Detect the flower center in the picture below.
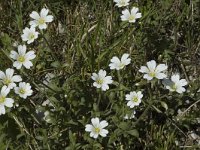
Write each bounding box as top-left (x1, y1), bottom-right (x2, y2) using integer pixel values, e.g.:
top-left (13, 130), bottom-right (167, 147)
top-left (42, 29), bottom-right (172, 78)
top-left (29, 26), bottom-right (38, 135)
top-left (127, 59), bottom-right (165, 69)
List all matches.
top-left (172, 84), bottom-right (177, 90)
top-left (132, 97), bottom-right (138, 102)
top-left (120, 1), bottom-right (126, 5)
top-left (94, 127), bottom-right (100, 133)
top-left (97, 79), bottom-right (104, 84)
top-left (0, 96), bottom-right (5, 103)
top-left (19, 89), bottom-right (26, 94)
top-left (18, 56), bottom-right (25, 62)
top-left (149, 72), bottom-right (155, 77)
top-left (38, 18), bottom-right (45, 24)
top-left (4, 78), bottom-right (11, 85)
top-left (128, 15), bottom-right (135, 21)
top-left (28, 33), bottom-right (35, 40)
top-left (119, 63), bottom-right (125, 69)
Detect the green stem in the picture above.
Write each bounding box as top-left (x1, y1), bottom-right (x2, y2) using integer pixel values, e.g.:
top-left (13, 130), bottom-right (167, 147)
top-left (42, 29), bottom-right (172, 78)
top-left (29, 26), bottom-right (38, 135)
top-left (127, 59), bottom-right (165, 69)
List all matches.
top-left (97, 89), bottom-right (101, 111)
top-left (40, 31), bottom-right (58, 61)
top-left (117, 70), bottom-right (123, 101)
top-left (135, 82), bottom-right (153, 125)
top-left (117, 70), bottom-right (125, 116)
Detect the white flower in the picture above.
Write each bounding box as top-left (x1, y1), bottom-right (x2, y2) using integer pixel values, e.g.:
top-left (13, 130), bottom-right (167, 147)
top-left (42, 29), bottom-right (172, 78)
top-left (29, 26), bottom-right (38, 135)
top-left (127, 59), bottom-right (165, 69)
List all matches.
top-left (0, 86), bottom-right (14, 115)
top-left (121, 7), bottom-right (142, 23)
top-left (125, 91), bottom-right (143, 108)
top-left (109, 53), bottom-right (131, 70)
top-left (91, 69), bottom-right (113, 91)
top-left (139, 60), bottom-right (168, 80)
top-left (14, 82), bottom-right (33, 99)
top-left (0, 68), bottom-right (22, 89)
top-left (29, 8), bottom-right (53, 30)
top-left (85, 117), bottom-right (108, 139)
top-left (10, 45), bottom-right (36, 69)
top-left (124, 111), bottom-right (136, 120)
top-left (165, 74), bottom-right (188, 93)
top-left (21, 26), bottom-right (39, 44)
top-left (114, 0), bottom-right (130, 7)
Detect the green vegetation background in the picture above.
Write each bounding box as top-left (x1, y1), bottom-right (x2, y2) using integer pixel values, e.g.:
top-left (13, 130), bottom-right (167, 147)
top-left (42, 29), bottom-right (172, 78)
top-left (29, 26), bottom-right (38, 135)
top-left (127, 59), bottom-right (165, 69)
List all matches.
top-left (0, 0), bottom-right (199, 149)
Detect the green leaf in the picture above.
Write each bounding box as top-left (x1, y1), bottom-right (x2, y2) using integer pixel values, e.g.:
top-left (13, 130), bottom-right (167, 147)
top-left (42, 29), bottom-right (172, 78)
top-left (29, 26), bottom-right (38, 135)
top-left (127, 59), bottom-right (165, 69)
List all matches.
top-left (126, 129), bottom-right (139, 138)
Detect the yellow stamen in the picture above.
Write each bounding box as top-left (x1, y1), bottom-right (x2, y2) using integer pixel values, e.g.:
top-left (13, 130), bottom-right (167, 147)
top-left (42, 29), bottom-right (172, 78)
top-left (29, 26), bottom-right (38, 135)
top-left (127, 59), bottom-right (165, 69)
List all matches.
top-left (0, 96), bottom-right (5, 103)
top-left (119, 63), bottom-right (125, 68)
top-left (95, 127), bottom-right (100, 133)
top-left (4, 78), bottom-right (11, 85)
top-left (132, 97), bottom-right (138, 102)
top-left (149, 72), bottom-right (155, 77)
top-left (19, 89), bottom-right (25, 94)
top-left (120, 1), bottom-right (125, 5)
top-left (128, 15), bottom-right (135, 21)
top-left (38, 18), bottom-right (45, 24)
top-left (28, 33), bottom-right (35, 40)
top-left (18, 56), bottom-right (25, 62)
top-left (97, 79), bottom-right (103, 84)
top-left (172, 84), bottom-right (177, 90)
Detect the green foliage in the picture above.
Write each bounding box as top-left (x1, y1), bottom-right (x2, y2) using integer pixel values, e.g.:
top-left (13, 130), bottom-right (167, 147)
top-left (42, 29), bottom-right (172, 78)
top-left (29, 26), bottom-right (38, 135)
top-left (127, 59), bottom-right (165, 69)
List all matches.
top-left (0, 0), bottom-right (200, 149)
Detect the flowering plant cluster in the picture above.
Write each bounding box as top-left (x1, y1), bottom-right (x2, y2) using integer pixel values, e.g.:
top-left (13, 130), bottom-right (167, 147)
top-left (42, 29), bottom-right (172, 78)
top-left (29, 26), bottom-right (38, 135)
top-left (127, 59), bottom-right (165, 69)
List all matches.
top-left (0, 8), bottom-right (53, 116)
top-left (0, 0), bottom-right (199, 149)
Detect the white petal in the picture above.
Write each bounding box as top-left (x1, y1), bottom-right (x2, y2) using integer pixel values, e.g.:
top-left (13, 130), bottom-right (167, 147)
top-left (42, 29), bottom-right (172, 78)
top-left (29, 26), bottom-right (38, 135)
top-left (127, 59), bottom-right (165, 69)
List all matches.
top-left (93, 133), bottom-right (99, 139)
top-left (10, 50), bottom-right (19, 60)
top-left (93, 82), bottom-right (101, 88)
top-left (23, 61), bottom-right (33, 69)
top-left (176, 88), bottom-right (185, 93)
top-left (171, 74), bottom-right (180, 83)
top-left (8, 83), bottom-right (16, 89)
top-left (39, 23), bottom-right (47, 29)
top-left (0, 71), bottom-right (5, 79)
top-left (100, 120), bottom-right (108, 128)
top-left (30, 11), bottom-right (40, 20)
top-left (13, 61), bottom-right (23, 69)
top-left (179, 79), bottom-right (187, 86)
top-left (89, 131), bottom-right (95, 138)
top-left (155, 64), bottom-right (168, 73)
top-left (12, 75), bottom-right (22, 82)
top-left (155, 73), bottom-right (167, 79)
top-left (105, 76), bottom-right (113, 84)
top-left (29, 20), bottom-right (38, 27)
top-left (18, 45), bottom-right (26, 55)
top-left (6, 68), bottom-right (14, 78)
top-left (45, 15), bottom-right (53, 22)
top-left (101, 84), bottom-right (109, 91)
top-left (100, 129), bottom-right (108, 137)
top-left (91, 118), bottom-right (100, 127)
top-left (110, 56), bottom-right (120, 63)
top-left (85, 124), bottom-right (93, 132)
top-left (25, 51), bottom-right (36, 60)
top-left (40, 8), bottom-right (49, 17)
top-left (91, 73), bottom-right (98, 80)
top-left (122, 9), bottom-right (130, 16)
top-left (143, 74), bottom-right (153, 80)
top-left (127, 101), bottom-right (133, 107)
top-left (0, 106), bottom-right (5, 115)
top-left (147, 60), bottom-right (156, 71)
top-left (131, 7), bottom-right (139, 14)
top-left (135, 13), bottom-right (142, 19)
top-left (139, 66), bottom-right (149, 73)
top-left (98, 70), bottom-right (106, 78)
top-left (1, 86), bottom-right (10, 96)
top-left (4, 98), bottom-right (14, 107)
top-left (121, 53), bottom-right (130, 61)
